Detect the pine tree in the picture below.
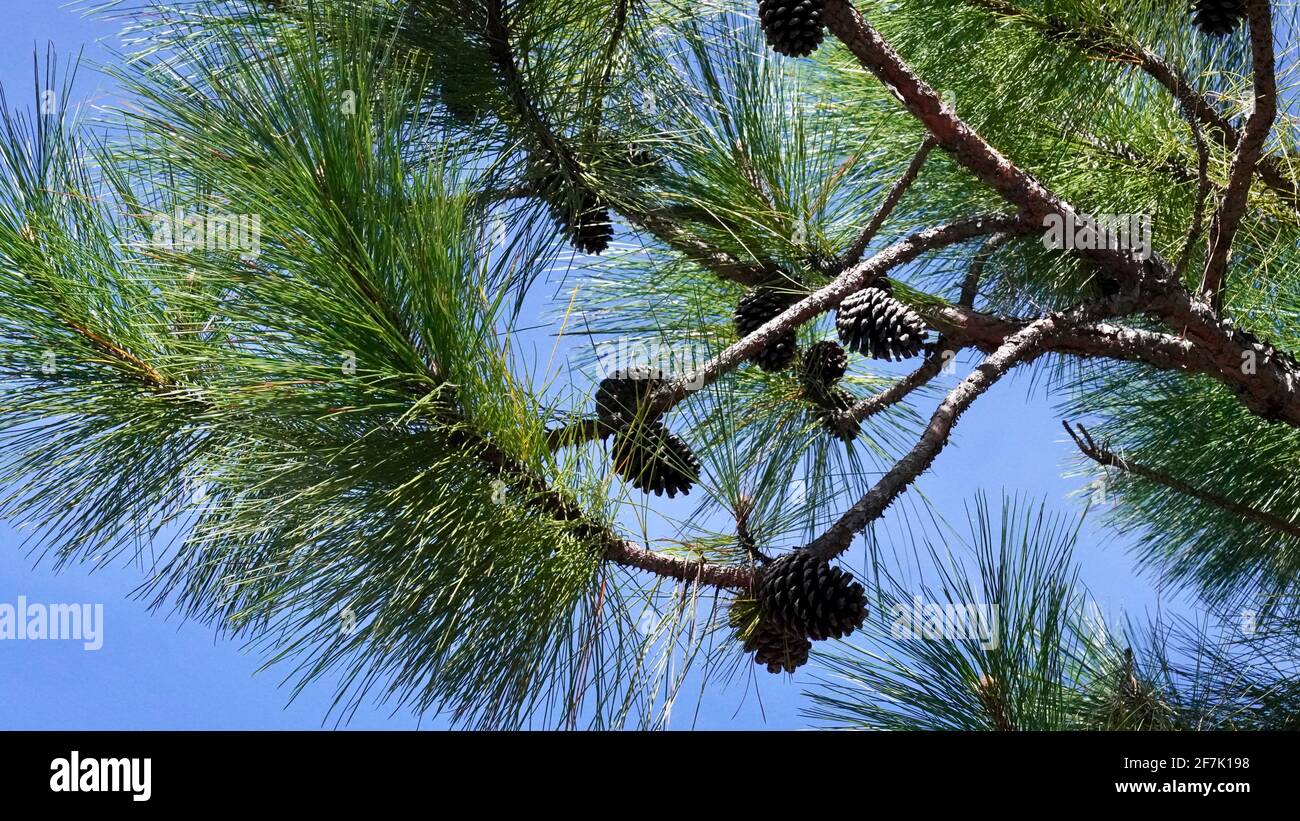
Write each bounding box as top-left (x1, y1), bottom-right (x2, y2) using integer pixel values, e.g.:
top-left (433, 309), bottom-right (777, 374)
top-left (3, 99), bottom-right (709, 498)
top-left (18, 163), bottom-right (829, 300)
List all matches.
top-left (2, 0), bottom-right (1298, 730)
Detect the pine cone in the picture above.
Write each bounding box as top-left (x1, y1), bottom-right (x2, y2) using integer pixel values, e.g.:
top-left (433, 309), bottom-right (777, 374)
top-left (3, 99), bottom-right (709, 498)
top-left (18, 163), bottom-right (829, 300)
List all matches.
top-left (595, 367), bottom-right (667, 428)
top-left (530, 164), bottom-right (614, 255)
top-left (758, 0), bottom-right (826, 58)
top-left (759, 550), bottom-right (867, 641)
top-left (800, 340), bottom-right (848, 389)
top-left (809, 385), bottom-right (861, 442)
top-left (729, 599), bottom-right (811, 674)
top-left (836, 283), bottom-right (927, 361)
top-left (611, 422), bottom-right (700, 498)
top-left (735, 287), bottom-right (801, 372)
top-left (1190, 0), bottom-right (1245, 36)
top-left (562, 194), bottom-right (614, 255)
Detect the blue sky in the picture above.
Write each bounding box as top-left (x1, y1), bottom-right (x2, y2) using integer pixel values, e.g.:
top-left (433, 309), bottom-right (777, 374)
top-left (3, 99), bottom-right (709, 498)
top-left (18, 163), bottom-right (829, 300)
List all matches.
top-left (0, 3), bottom-right (1193, 730)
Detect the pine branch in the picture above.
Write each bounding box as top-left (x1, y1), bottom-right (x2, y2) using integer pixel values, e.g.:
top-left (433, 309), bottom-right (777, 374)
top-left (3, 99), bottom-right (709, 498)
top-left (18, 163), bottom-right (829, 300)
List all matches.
top-left (844, 343), bottom-right (951, 424)
top-left (1199, 0), bottom-right (1277, 309)
top-left (584, 0), bottom-right (631, 137)
top-left (821, 0), bottom-right (1159, 292)
top-left (484, 0), bottom-right (582, 181)
top-left (546, 214), bottom-right (1027, 451)
top-left (963, 0), bottom-right (1300, 213)
top-left (806, 309), bottom-right (1082, 560)
top-left (960, 233), bottom-right (1007, 308)
top-left (1174, 92), bottom-right (1212, 281)
top-left (481, 0), bottom-right (769, 284)
top-left (1063, 420), bottom-right (1300, 542)
top-left (825, 0), bottom-right (1300, 429)
top-left (826, 234), bottom-right (1009, 430)
top-left (839, 135), bottom-right (936, 269)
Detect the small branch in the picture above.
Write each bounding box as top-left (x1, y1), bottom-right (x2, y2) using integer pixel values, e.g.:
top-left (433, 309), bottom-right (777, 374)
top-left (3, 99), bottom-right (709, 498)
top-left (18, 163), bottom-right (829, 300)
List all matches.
top-left (644, 215), bottom-right (1031, 418)
top-left (961, 232), bottom-right (1009, 307)
top-left (584, 0), bottom-right (631, 137)
top-left (447, 424), bottom-right (756, 589)
top-left (1200, 0), bottom-right (1277, 308)
top-left (604, 540), bottom-right (757, 589)
top-left (1063, 421), bottom-right (1300, 542)
top-left (845, 343), bottom-right (954, 424)
top-left (840, 136), bottom-right (937, 269)
top-left (484, 0), bottom-right (582, 181)
top-left (542, 216), bottom-right (1027, 451)
top-left (735, 494), bottom-right (770, 565)
top-left (1174, 94), bottom-right (1211, 281)
top-left (626, 208), bottom-right (771, 286)
top-left (67, 321), bottom-right (170, 388)
top-left (807, 311), bottom-right (1075, 560)
top-left (545, 417), bottom-right (611, 451)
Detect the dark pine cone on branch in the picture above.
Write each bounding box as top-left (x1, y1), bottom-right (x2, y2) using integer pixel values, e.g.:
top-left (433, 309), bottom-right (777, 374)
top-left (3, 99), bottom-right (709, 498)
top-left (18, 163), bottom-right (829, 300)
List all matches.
top-left (729, 599), bottom-right (812, 674)
top-left (800, 340), bottom-right (848, 389)
top-left (759, 549), bottom-right (867, 641)
top-left (836, 281), bottom-right (928, 361)
top-left (611, 421), bottom-right (700, 498)
top-left (798, 341), bottom-right (859, 442)
top-left (1189, 0), bottom-right (1246, 36)
top-left (735, 287), bottom-right (801, 372)
top-left (529, 160), bottom-right (614, 255)
top-left (595, 367), bottom-right (668, 429)
top-left (758, 0), bottom-right (826, 58)
top-left (809, 385), bottom-right (861, 443)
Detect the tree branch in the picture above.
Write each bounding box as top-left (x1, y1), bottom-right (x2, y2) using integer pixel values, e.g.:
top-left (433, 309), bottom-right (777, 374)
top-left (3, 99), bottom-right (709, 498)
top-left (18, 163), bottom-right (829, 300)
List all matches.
top-left (1174, 92), bottom-right (1212, 281)
top-left (826, 0), bottom-right (1300, 428)
top-left (656, 215), bottom-right (1030, 411)
top-left (965, 0), bottom-right (1300, 212)
top-left (1199, 0), bottom-right (1277, 308)
top-left (545, 215), bottom-right (1028, 451)
top-left (845, 344), bottom-right (952, 424)
top-left (807, 311), bottom-right (1074, 560)
top-left (840, 136), bottom-right (937, 269)
top-left (447, 421), bottom-right (756, 589)
top-left (1063, 421), bottom-right (1300, 542)
top-left (822, 0), bottom-right (1159, 296)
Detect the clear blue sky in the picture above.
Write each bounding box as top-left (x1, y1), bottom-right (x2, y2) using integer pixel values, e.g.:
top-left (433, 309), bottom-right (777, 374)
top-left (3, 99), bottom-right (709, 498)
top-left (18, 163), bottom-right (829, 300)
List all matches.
top-left (0, 3), bottom-right (1190, 730)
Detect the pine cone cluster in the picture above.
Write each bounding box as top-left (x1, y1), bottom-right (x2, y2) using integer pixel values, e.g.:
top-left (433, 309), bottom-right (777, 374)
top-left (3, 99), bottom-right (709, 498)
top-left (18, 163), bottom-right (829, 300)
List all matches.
top-left (596, 369), bottom-right (700, 497)
top-left (758, 0), bottom-right (826, 58)
top-left (730, 600), bottom-right (811, 674)
top-left (1190, 0), bottom-right (1245, 36)
top-left (611, 422), bottom-right (700, 498)
top-left (758, 549), bottom-right (867, 641)
top-left (836, 281), bottom-right (928, 361)
top-left (735, 287), bottom-right (801, 372)
top-left (799, 341), bottom-right (860, 442)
